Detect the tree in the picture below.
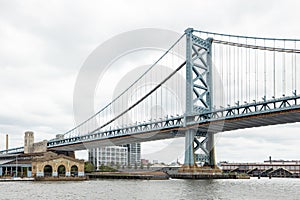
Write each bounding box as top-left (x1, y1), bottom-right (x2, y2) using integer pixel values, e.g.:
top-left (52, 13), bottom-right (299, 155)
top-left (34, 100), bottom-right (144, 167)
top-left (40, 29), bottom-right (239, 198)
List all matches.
top-left (84, 162), bottom-right (95, 173)
top-left (116, 163), bottom-right (120, 169)
top-left (98, 164), bottom-right (117, 172)
top-left (127, 163), bottom-right (132, 169)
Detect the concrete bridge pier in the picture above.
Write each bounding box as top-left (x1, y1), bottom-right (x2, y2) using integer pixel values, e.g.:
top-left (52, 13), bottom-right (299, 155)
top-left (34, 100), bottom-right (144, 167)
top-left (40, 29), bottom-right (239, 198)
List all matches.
top-left (179, 131), bottom-right (221, 176)
top-left (183, 131), bottom-right (217, 168)
top-left (207, 132), bottom-right (216, 168)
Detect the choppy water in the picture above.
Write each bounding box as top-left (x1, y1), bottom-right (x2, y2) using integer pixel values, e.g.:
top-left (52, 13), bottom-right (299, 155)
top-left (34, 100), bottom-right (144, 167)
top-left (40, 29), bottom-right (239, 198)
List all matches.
top-left (1, 178), bottom-right (300, 200)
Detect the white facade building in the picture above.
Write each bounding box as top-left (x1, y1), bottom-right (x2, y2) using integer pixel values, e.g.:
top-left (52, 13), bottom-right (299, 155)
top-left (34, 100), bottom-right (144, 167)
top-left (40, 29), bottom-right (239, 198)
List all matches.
top-left (89, 146), bottom-right (128, 169)
top-left (122, 143), bottom-right (141, 165)
top-left (88, 143), bottom-right (141, 168)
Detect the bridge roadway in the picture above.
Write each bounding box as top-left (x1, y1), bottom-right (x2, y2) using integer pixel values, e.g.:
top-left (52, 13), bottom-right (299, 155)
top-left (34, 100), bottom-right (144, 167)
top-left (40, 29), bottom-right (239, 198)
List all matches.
top-left (45, 95), bottom-right (300, 151)
top-left (1, 95), bottom-right (299, 154)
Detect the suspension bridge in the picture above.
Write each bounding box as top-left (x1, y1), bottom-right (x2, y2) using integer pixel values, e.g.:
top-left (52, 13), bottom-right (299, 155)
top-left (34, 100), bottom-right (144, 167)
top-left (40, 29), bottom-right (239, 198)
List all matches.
top-left (1, 28), bottom-right (300, 168)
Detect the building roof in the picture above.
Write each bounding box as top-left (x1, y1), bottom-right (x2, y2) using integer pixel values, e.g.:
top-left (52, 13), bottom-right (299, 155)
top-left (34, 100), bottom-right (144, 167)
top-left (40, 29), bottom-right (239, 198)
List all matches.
top-left (0, 159), bottom-right (14, 165)
top-left (0, 151), bottom-right (84, 167)
top-left (32, 153), bottom-right (84, 163)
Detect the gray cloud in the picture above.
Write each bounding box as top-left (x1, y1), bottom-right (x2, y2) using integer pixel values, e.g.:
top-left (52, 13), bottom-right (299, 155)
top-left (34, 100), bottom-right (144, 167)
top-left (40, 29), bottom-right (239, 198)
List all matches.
top-left (0, 0), bottom-right (299, 163)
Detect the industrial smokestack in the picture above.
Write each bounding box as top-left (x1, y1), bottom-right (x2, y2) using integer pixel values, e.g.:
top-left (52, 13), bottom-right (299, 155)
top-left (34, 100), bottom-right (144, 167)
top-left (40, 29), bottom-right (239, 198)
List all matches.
top-left (6, 134), bottom-right (8, 150)
top-left (269, 156), bottom-right (272, 164)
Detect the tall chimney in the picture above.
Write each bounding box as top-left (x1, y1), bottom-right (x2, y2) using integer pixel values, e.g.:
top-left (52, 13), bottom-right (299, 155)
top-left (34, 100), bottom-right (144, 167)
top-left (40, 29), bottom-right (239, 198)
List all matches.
top-left (6, 134), bottom-right (8, 150)
top-left (269, 156), bottom-right (272, 164)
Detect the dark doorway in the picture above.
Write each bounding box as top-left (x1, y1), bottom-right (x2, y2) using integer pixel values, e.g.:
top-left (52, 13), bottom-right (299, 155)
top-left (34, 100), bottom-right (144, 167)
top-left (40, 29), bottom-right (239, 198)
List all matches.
top-left (57, 165), bottom-right (66, 177)
top-left (44, 165), bottom-right (53, 177)
top-left (71, 165), bottom-right (78, 177)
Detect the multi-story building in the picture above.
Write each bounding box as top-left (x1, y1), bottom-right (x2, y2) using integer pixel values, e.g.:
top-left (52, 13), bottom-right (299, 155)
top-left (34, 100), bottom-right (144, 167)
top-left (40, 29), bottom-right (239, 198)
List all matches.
top-left (88, 146), bottom-right (128, 169)
top-left (88, 143), bottom-right (141, 168)
top-left (122, 143), bottom-right (141, 166)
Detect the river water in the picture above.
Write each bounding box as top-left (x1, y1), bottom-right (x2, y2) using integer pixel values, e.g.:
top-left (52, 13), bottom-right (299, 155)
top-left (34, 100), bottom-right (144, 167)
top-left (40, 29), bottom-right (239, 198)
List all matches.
top-left (1, 178), bottom-right (299, 200)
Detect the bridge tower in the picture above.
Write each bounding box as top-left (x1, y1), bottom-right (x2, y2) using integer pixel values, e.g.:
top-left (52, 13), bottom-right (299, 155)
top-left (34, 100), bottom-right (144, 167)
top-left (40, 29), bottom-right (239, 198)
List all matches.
top-left (184, 28), bottom-right (216, 168)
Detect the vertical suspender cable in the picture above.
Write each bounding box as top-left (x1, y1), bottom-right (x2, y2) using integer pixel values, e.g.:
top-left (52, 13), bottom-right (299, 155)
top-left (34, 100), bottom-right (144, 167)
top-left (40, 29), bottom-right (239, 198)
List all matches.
top-left (227, 43), bottom-right (229, 105)
top-left (295, 41), bottom-right (297, 94)
top-left (156, 87), bottom-right (158, 119)
top-left (213, 35), bottom-right (216, 108)
top-left (136, 81), bottom-right (138, 122)
top-left (228, 36), bottom-right (231, 105)
top-left (166, 54), bottom-right (168, 116)
top-left (177, 44), bottom-right (179, 114)
top-left (264, 40), bottom-right (267, 99)
top-left (220, 43), bottom-right (223, 107)
top-left (245, 38), bottom-right (249, 102)
top-left (136, 82), bottom-right (138, 123)
top-left (283, 40), bottom-right (286, 95)
top-left (164, 55), bottom-right (167, 117)
top-left (237, 37), bottom-right (240, 102)
top-left (248, 42), bottom-right (250, 102)
top-left (167, 53), bottom-right (169, 116)
top-left (144, 68), bottom-right (146, 121)
top-left (150, 62), bottom-right (152, 119)
top-left (241, 41), bottom-right (243, 102)
top-left (176, 45), bottom-right (178, 114)
top-left (245, 39), bottom-right (248, 102)
top-left (121, 91), bottom-right (123, 126)
top-left (173, 48), bottom-right (176, 115)
top-left (161, 63), bottom-right (163, 118)
top-left (292, 42), bottom-right (295, 93)
top-left (255, 39), bottom-right (258, 101)
top-left (233, 40), bottom-right (236, 103)
top-left (171, 51), bottom-right (173, 116)
top-left (273, 40), bottom-right (276, 98)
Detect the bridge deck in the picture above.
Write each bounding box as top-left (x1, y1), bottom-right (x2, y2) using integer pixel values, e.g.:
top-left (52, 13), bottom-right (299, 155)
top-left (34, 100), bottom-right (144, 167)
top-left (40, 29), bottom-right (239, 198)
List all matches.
top-left (48, 107), bottom-right (300, 151)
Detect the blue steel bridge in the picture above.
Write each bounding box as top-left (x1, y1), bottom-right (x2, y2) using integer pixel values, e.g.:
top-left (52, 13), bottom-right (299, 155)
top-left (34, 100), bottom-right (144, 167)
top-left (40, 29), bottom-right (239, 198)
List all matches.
top-left (1, 28), bottom-right (300, 167)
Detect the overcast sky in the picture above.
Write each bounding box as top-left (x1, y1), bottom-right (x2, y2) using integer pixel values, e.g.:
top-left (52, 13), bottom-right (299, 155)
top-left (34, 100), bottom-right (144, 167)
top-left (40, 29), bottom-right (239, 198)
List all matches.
top-left (0, 0), bottom-right (300, 163)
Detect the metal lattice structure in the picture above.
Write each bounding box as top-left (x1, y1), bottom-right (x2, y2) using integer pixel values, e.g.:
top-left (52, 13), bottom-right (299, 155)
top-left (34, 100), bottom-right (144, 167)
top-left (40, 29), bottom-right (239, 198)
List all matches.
top-left (185, 28), bottom-right (214, 166)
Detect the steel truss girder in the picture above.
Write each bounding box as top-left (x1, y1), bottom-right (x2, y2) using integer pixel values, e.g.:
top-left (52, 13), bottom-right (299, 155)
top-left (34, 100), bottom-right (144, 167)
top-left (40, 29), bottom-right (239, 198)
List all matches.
top-left (11, 95), bottom-right (300, 152)
top-left (47, 116), bottom-right (184, 148)
top-left (189, 95), bottom-right (300, 124)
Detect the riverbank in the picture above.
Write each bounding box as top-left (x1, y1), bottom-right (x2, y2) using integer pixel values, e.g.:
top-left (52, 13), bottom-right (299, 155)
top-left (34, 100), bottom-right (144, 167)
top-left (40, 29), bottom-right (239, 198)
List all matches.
top-left (0, 176), bottom-right (87, 181)
top-left (0, 177), bottom-right (34, 182)
top-left (87, 171), bottom-right (169, 180)
top-left (169, 173), bottom-right (250, 179)
top-left (87, 170), bottom-right (250, 180)
top-left (35, 176), bottom-right (88, 181)
top-left (162, 166), bottom-right (250, 179)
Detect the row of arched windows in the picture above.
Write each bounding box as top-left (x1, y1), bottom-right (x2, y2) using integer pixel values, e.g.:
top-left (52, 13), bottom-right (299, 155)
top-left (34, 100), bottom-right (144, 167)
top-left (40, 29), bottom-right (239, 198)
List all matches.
top-left (44, 165), bottom-right (79, 177)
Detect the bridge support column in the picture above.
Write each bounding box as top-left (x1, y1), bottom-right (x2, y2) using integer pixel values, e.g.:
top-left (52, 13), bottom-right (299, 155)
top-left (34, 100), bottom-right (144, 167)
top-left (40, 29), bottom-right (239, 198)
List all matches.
top-left (182, 27), bottom-right (196, 168)
top-left (181, 28), bottom-right (218, 172)
top-left (184, 129), bottom-right (196, 167)
top-left (207, 132), bottom-right (216, 167)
